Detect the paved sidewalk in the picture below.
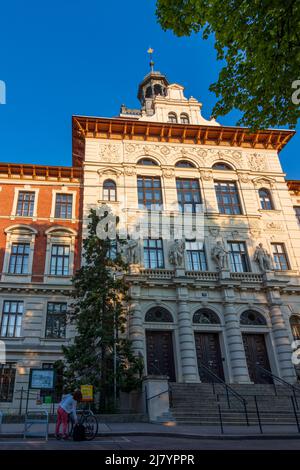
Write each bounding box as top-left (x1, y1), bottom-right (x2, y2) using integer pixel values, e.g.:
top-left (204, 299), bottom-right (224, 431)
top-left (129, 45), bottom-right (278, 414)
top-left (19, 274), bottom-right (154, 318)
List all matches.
top-left (1, 421), bottom-right (300, 439)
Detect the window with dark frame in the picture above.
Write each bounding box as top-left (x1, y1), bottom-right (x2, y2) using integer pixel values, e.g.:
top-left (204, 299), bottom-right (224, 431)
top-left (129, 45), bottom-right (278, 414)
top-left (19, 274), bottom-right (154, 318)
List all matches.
top-left (176, 178), bottom-right (202, 213)
top-left (294, 206), bottom-right (300, 224)
top-left (271, 243), bottom-right (289, 271)
top-left (137, 176), bottom-right (163, 210)
top-left (0, 301), bottom-right (23, 337)
top-left (168, 112), bottom-right (177, 123)
top-left (50, 245), bottom-right (70, 276)
top-left (103, 179), bottom-right (117, 201)
top-left (54, 193), bottom-right (73, 219)
top-left (45, 302), bottom-right (67, 339)
top-left (143, 239), bottom-right (164, 269)
top-left (228, 241), bottom-right (250, 272)
top-left (8, 243), bottom-right (30, 274)
top-left (175, 160), bottom-right (196, 168)
top-left (16, 191), bottom-right (35, 217)
top-left (215, 181), bottom-right (242, 215)
top-left (180, 113), bottom-right (189, 124)
top-left (137, 158), bottom-right (158, 166)
top-left (186, 241), bottom-right (207, 271)
top-left (212, 162), bottom-right (233, 171)
top-left (0, 363), bottom-right (16, 402)
top-left (259, 188), bottom-right (274, 210)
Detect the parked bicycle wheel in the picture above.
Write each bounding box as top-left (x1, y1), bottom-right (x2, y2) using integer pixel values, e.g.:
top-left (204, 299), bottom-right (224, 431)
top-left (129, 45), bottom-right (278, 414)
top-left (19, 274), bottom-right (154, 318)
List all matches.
top-left (82, 413), bottom-right (98, 440)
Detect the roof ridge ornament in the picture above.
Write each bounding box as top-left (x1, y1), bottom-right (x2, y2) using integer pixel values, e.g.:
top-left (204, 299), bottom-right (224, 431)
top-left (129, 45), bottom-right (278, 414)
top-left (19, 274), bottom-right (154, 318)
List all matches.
top-left (147, 47), bottom-right (154, 73)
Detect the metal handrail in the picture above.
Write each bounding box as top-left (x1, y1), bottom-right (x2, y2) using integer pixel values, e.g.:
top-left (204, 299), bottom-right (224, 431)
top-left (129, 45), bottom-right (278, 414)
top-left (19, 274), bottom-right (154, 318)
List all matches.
top-left (198, 362), bottom-right (247, 406)
top-left (255, 364), bottom-right (300, 408)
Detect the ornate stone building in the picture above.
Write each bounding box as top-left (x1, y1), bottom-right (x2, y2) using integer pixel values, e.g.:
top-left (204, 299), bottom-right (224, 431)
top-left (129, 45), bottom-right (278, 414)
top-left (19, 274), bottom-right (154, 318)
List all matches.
top-left (73, 67), bottom-right (300, 387)
top-left (1, 66), bottom-right (300, 413)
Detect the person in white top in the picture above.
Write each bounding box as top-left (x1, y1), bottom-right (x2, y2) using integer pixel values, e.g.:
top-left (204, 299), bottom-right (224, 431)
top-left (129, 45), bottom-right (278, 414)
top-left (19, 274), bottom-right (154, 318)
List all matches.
top-left (55, 389), bottom-right (82, 439)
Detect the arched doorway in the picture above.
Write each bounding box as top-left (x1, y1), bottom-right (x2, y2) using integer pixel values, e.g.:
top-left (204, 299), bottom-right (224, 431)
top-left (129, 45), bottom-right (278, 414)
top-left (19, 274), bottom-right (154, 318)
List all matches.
top-left (193, 309), bottom-right (225, 382)
top-left (145, 307), bottom-right (176, 382)
top-left (241, 310), bottom-right (272, 384)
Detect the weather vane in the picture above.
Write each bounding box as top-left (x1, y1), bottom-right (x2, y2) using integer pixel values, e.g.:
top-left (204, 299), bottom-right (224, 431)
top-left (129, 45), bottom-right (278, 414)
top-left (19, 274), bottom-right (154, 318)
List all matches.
top-left (147, 47), bottom-right (154, 72)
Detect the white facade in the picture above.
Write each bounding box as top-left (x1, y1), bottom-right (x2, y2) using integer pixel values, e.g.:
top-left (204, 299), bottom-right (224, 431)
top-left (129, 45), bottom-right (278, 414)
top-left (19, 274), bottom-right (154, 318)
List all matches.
top-left (81, 71), bottom-right (300, 386)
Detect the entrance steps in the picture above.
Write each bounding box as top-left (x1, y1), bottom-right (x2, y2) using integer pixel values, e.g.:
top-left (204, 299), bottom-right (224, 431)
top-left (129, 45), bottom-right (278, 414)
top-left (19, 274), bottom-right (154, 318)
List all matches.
top-left (167, 383), bottom-right (300, 426)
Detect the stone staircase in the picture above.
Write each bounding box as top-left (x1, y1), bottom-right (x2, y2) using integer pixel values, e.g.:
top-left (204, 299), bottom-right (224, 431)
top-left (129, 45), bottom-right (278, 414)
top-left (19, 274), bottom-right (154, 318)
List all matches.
top-left (168, 383), bottom-right (300, 426)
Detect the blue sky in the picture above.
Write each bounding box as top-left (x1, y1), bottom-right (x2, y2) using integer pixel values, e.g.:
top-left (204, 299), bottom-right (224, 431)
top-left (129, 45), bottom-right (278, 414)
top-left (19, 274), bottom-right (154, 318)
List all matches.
top-left (0, 0), bottom-right (298, 179)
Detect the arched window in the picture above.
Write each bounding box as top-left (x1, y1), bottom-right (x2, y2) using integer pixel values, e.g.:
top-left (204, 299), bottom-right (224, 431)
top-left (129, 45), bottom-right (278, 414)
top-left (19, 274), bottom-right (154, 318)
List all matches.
top-left (212, 162), bottom-right (233, 171)
top-left (137, 158), bottom-right (159, 166)
top-left (193, 309), bottom-right (220, 324)
top-left (145, 307), bottom-right (173, 323)
top-left (145, 86), bottom-right (152, 98)
top-left (180, 113), bottom-right (189, 124)
top-left (259, 188), bottom-right (274, 210)
top-left (175, 160), bottom-right (196, 168)
top-left (103, 179), bottom-right (116, 202)
top-left (290, 315), bottom-right (300, 340)
top-left (154, 84), bottom-right (163, 96)
top-left (168, 112), bottom-right (177, 124)
top-left (240, 310), bottom-right (267, 326)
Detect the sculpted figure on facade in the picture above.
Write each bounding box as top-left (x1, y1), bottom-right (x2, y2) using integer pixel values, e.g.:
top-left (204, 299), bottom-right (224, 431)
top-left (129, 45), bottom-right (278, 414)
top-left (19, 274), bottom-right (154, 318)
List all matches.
top-left (169, 239), bottom-right (185, 267)
top-left (211, 241), bottom-right (228, 270)
top-left (254, 243), bottom-right (273, 272)
top-left (124, 237), bottom-right (140, 265)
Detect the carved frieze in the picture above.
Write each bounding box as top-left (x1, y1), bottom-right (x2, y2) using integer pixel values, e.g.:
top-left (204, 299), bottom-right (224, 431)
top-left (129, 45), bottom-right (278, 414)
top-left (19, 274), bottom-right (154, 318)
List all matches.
top-left (99, 143), bottom-right (122, 162)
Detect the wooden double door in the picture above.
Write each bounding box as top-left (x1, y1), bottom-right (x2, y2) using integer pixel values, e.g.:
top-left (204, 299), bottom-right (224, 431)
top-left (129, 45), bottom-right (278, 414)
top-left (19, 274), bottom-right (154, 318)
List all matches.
top-left (146, 331), bottom-right (176, 382)
top-left (242, 333), bottom-right (273, 384)
top-left (194, 332), bottom-right (225, 382)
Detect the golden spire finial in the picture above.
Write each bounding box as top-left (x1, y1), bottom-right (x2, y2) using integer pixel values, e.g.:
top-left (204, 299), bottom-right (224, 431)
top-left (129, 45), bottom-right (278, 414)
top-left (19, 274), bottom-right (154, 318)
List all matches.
top-left (147, 47), bottom-right (154, 72)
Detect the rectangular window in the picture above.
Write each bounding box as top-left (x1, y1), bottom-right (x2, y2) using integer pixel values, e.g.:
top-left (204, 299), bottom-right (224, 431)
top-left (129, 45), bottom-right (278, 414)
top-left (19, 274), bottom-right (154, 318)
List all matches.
top-left (0, 301), bottom-right (23, 337)
top-left (45, 302), bottom-right (67, 339)
top-left (215, 181), bottom-right (242, 215)
top-left (272, 243), bottom-right (289, 271)
top-left (137, 176), bottom-right (163, 210)
top-left (294, 207), bottom-right (300, 224)
top-left (0, 363), bottom-right (16, 402)
top-left (186, 241), bottom-right (207, 271)
top-left (54, 194), bottom-right (73, 219)
top-left (176, 178), bottom-right (202, 213)
top-left (16, 191), bottom-right (35, 217)
top-left (50, 245), bottom-right (70, 276)
top-left (8, 243), bottom-right (30, 274)
top-left (143, 239), bottom-right (164, 269)
top-left (228, 242), bottom-right (250, 272)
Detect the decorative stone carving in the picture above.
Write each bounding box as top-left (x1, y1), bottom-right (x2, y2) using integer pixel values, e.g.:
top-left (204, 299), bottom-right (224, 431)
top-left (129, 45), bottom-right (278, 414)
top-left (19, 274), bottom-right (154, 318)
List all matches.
top-left (211, 241), bottom-right (228, 271)
top-left (253, 176), bottom-right (275, 188)
top-left (168, 240), bottom-right (185, 267)
top-left (209, 227), bottom-right (220, 238)
top-left (231, 230), bottom-right (240, 240)
top-left (249, 153), bottom-right (267, 171)
top-left (238, 173), bottom-right (250, 183)
top-left (201, 170), bottom-right (213, 181)
top-left (99, 144), bottom-right (121, 162)
top-left (123, 166), bottom-right (136, 176)
top-left (124, 238), bottom-right (140, 265)
top-left (162, 168), bottom-right (175, 179)
top-left (254, 243), bottom-right (273, 272)
top-left (265, 221), bottom-right (282, 231)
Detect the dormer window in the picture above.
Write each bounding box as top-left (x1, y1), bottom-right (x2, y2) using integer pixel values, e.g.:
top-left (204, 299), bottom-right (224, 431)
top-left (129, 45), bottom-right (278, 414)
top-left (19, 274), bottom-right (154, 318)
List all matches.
top-left (180, 113), bottom-right (189, 124)
top-left (168, 112), bottom-right (177, 123)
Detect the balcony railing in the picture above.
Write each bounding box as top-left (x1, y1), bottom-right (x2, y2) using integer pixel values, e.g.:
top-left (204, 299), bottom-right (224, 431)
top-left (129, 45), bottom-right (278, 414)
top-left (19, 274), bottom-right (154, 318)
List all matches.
top-left (230, 272), bottom-right (263, 283)
top-left (139, 269), bottom-right (264, 283)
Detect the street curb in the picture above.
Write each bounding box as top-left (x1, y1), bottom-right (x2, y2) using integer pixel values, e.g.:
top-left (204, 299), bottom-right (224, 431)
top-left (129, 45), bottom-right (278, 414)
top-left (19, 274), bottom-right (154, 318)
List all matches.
top-left (1, 431), bottom-right (300, 440)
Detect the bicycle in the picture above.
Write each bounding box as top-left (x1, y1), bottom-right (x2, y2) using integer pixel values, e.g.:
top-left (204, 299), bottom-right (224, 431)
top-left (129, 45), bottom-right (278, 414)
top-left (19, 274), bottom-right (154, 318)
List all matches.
top-left (68, 409), bottom-right (98, 441)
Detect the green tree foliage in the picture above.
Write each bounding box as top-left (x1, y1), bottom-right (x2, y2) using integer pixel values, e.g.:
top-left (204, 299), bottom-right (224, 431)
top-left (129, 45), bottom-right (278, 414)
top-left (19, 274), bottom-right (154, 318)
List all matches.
top-left (62, 208), bottom-right (143, 411)
top-left (156, 0), bottom-right (300, 129)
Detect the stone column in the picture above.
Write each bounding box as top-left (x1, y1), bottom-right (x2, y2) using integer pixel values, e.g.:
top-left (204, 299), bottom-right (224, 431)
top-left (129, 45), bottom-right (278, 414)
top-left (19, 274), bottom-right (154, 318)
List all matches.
top-left (268, 299), bottom-right (296, 383)
top-left (128, 287), bottom-right (144, 359)
top-left (223, 302), bottom-right (250, 383)
top-left (177, 286), bottom-right (199, 383)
